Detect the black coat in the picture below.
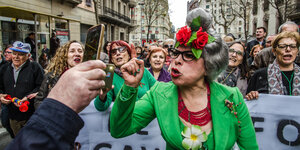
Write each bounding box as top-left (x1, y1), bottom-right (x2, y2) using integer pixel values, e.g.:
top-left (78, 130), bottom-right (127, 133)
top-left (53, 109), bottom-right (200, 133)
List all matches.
top-left (0, 60), bottom-right (44, 121)
top-left (5, 98), bottom-right (84, 150)
top-left (246, 67), bottom-right (269, 94)
top-left (246, 39), bottom-right (266, 58)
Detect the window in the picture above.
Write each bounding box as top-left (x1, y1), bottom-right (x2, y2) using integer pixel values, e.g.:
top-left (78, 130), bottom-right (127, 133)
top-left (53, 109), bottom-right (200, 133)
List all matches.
top-left (253, 0), bottom-right (258, 15)
top-left (239, 21), bottom-right (242, 25)
top-left (226, 8), bottom-right (231, 13)
top-left (239, 27), bottom-right (241, 32)
top-left (206, 5), bottom-right (210, 9)
top-left (218, 28), bottom-right (221, 33)
top-left (263, 0), bottom-right (269, 11)
top-left (86, 0), bottom-right (92, 7)
top-left (124, 5), bottom-right (126, 15)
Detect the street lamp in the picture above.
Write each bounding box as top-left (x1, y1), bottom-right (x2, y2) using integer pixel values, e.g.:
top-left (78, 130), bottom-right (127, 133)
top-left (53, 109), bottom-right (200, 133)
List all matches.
top-left (138, 1), bottom-right (144, 46)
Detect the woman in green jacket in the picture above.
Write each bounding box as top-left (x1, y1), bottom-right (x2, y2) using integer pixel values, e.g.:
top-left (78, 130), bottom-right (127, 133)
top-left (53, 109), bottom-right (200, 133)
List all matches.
top-left (109, 8), bottom-right (258, 150)
top-left (94, 40), bottom-right (156, 111)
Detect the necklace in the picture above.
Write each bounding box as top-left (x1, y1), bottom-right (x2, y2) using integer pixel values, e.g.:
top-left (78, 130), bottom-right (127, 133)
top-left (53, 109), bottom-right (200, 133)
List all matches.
top-left (281, 71), bottom-right (294, 96)
top-left (221, 68), bottom-right (235, 84)
top-left (178, 83), bottom-right (212, 126)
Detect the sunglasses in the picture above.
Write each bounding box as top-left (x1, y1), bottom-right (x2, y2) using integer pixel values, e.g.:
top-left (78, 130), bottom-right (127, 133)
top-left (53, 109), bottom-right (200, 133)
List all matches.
top-left (163, 45), bottom-right (173, 48)
top-left (110, 46), bottom-right (127, 56)
top-left (5, 51), bottom-right (12, 54)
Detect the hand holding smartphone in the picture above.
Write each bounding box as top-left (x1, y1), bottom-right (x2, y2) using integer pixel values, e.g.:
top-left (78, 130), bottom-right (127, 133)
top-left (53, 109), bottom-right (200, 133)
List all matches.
top-left (84, 24), bottom-right (115, 89)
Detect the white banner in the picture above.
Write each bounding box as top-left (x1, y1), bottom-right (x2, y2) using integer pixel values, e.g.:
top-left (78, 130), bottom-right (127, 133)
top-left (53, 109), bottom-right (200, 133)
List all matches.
top-left (75, 100), bottom-right (166, 150)
top-left (246, 94), bottom-right (300, 150)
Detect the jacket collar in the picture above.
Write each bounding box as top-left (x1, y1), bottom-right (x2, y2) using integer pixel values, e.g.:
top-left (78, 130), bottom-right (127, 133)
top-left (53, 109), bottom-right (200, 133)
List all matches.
top-left (155, 81), bottom-right (235, 149)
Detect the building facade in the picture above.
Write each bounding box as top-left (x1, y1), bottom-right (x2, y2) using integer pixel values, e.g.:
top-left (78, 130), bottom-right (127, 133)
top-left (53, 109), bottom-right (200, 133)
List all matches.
top-left (198, 0), bottom-right (248, 39)
top-left (0, 0), bottom-right (138, 60)
top-left (98, 0), bottom-right (137, 42)
top-left (198, 0), bottom-right (300, 39)
top-left (129, 0), bottom-right (172, 46)
top-left (0, 0), bottom-right (97, 59)
top-left (248, 0), bottom-right (300, 36)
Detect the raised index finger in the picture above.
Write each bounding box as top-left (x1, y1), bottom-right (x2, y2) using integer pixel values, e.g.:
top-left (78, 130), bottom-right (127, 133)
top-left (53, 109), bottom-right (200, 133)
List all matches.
top-left (75, 60), bottom-right (106, 72)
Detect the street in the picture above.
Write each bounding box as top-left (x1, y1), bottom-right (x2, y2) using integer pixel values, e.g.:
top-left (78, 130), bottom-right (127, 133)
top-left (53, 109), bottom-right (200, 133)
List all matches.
top-left (0, 126), bottom-right (12, 150)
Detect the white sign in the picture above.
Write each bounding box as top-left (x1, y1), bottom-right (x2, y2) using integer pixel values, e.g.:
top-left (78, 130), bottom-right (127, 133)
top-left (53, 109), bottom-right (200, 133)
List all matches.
top-left (246, 94), bottom-right (300, 149)
top-left (76, 100), bottom-right (166, 150)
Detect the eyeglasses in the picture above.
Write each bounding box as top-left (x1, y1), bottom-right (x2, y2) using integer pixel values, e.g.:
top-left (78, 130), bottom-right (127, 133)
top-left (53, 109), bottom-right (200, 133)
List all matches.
top-left (110, 46), bottom-right (127, 56)
top-left (163, 45), bottom-right (173, 49)
top-left (5, 51), bottom-right (12, 54)
top-left (228, 48), bottom-right (244, 56)
top-left (168, 48), bottom-right (196, 62)
top-left (277, 44), bottom-right (298, 51)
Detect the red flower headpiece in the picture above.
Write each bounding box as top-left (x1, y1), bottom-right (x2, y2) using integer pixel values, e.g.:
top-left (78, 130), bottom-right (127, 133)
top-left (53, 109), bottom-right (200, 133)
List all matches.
top-left (175, 24), bottom-right (215, 59)
top-left (176, 26), bottom-right (192, 47)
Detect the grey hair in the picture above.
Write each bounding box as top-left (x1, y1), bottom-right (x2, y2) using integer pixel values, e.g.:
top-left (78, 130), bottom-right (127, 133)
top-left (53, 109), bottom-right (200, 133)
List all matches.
top-left (163, 39), bottom-right (175, 45)
top-left (278, 21), bottom-right (299, 33)
top-left (186, 8), bottom-right (228, 81)
top-left (266, 34), bottom-right (277, 40)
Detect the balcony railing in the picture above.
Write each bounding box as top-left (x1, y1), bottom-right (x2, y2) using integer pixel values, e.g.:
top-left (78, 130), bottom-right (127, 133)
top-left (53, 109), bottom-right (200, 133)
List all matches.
top-left (103, 6), bottom-right (131, 23)
top-left (65, 0), bottom-right (82, 5)
top-left (129, 0), bottom-right (137, 8)
top-left (131, 19), bottom-right (137, 25)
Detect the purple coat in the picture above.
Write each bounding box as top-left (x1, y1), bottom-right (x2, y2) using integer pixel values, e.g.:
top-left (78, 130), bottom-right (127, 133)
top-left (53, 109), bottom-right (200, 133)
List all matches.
top-left (149, 67), bottom-right (171, 82)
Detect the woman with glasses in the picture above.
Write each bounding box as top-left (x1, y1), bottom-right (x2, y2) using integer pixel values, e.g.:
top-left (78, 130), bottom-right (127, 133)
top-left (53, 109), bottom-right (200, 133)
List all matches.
top-left (217, 41), bottom-right (249, 96)
top-left (108, 8), bottom-right (258, 149)
top-left (246, 31), bottom-right (300, 100)
top-left (94, 40), bottom-right (156, 111)
top-left (148, 47), bottom-right (171, 82)
top-left (4, 45), bottom-right (13, 62)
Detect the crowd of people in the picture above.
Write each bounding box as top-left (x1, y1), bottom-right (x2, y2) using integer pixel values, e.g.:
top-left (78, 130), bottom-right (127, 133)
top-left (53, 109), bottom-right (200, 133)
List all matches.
top-left (0, 6), bottom-right (299, 150)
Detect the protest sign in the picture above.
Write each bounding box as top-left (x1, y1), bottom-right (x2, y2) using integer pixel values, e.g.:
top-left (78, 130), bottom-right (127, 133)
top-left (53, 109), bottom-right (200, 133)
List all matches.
top-left (76, 100), bottom-right (166, 150)
top-left (246, 94), bottom-right (300, 149)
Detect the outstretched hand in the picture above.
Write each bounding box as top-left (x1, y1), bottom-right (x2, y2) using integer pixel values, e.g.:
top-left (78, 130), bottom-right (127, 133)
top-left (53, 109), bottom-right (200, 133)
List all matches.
top-left (47, 60), bottom-right (107, 113)
top-left (245, 91), bottom-right (259, 100)
top-left (121, 58), bottom-right (144, 88)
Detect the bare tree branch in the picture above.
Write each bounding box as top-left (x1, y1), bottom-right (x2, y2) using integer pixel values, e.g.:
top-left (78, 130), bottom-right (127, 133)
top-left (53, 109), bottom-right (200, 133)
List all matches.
top-left (211, 0), bottom-right (238, 35)
top-left (268, 0), bottom-right (297, 25)
top-left (232, 0), bottom-right (252, 43)
top-left (142, 0), bottom-right (168, 42)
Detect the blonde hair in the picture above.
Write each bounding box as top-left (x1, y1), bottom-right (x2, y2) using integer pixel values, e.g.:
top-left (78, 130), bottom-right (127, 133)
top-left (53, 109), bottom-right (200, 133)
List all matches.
top-left (272, 31), bottom-right (300, 50)
top-left (250, 44), bottom-right (263, 57)
top-left (148, 47), bottom-right (167, 61)
top-left (46, 40), bottom-right (84, 76)
top-left (223, 36), bottom-right (234, 42)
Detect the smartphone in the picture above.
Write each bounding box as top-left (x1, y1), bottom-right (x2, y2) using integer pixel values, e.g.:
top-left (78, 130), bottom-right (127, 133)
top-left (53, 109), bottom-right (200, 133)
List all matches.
top-left (84, 24), bottom-right (115, 89)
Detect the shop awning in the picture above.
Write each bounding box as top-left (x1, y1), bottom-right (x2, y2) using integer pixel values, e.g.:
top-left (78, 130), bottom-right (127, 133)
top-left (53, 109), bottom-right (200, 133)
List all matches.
top-left (0, 6), bottom-right (79, 22)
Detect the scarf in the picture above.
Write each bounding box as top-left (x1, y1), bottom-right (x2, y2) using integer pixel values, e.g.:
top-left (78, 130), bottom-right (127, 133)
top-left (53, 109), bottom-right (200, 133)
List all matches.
top-left (267, 60), bottom-right (300, 95)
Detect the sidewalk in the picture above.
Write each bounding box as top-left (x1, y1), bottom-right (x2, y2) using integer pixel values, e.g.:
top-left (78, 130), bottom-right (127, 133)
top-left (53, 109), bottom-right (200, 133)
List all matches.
top-left (0, 125), bottom-right (12, 150)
